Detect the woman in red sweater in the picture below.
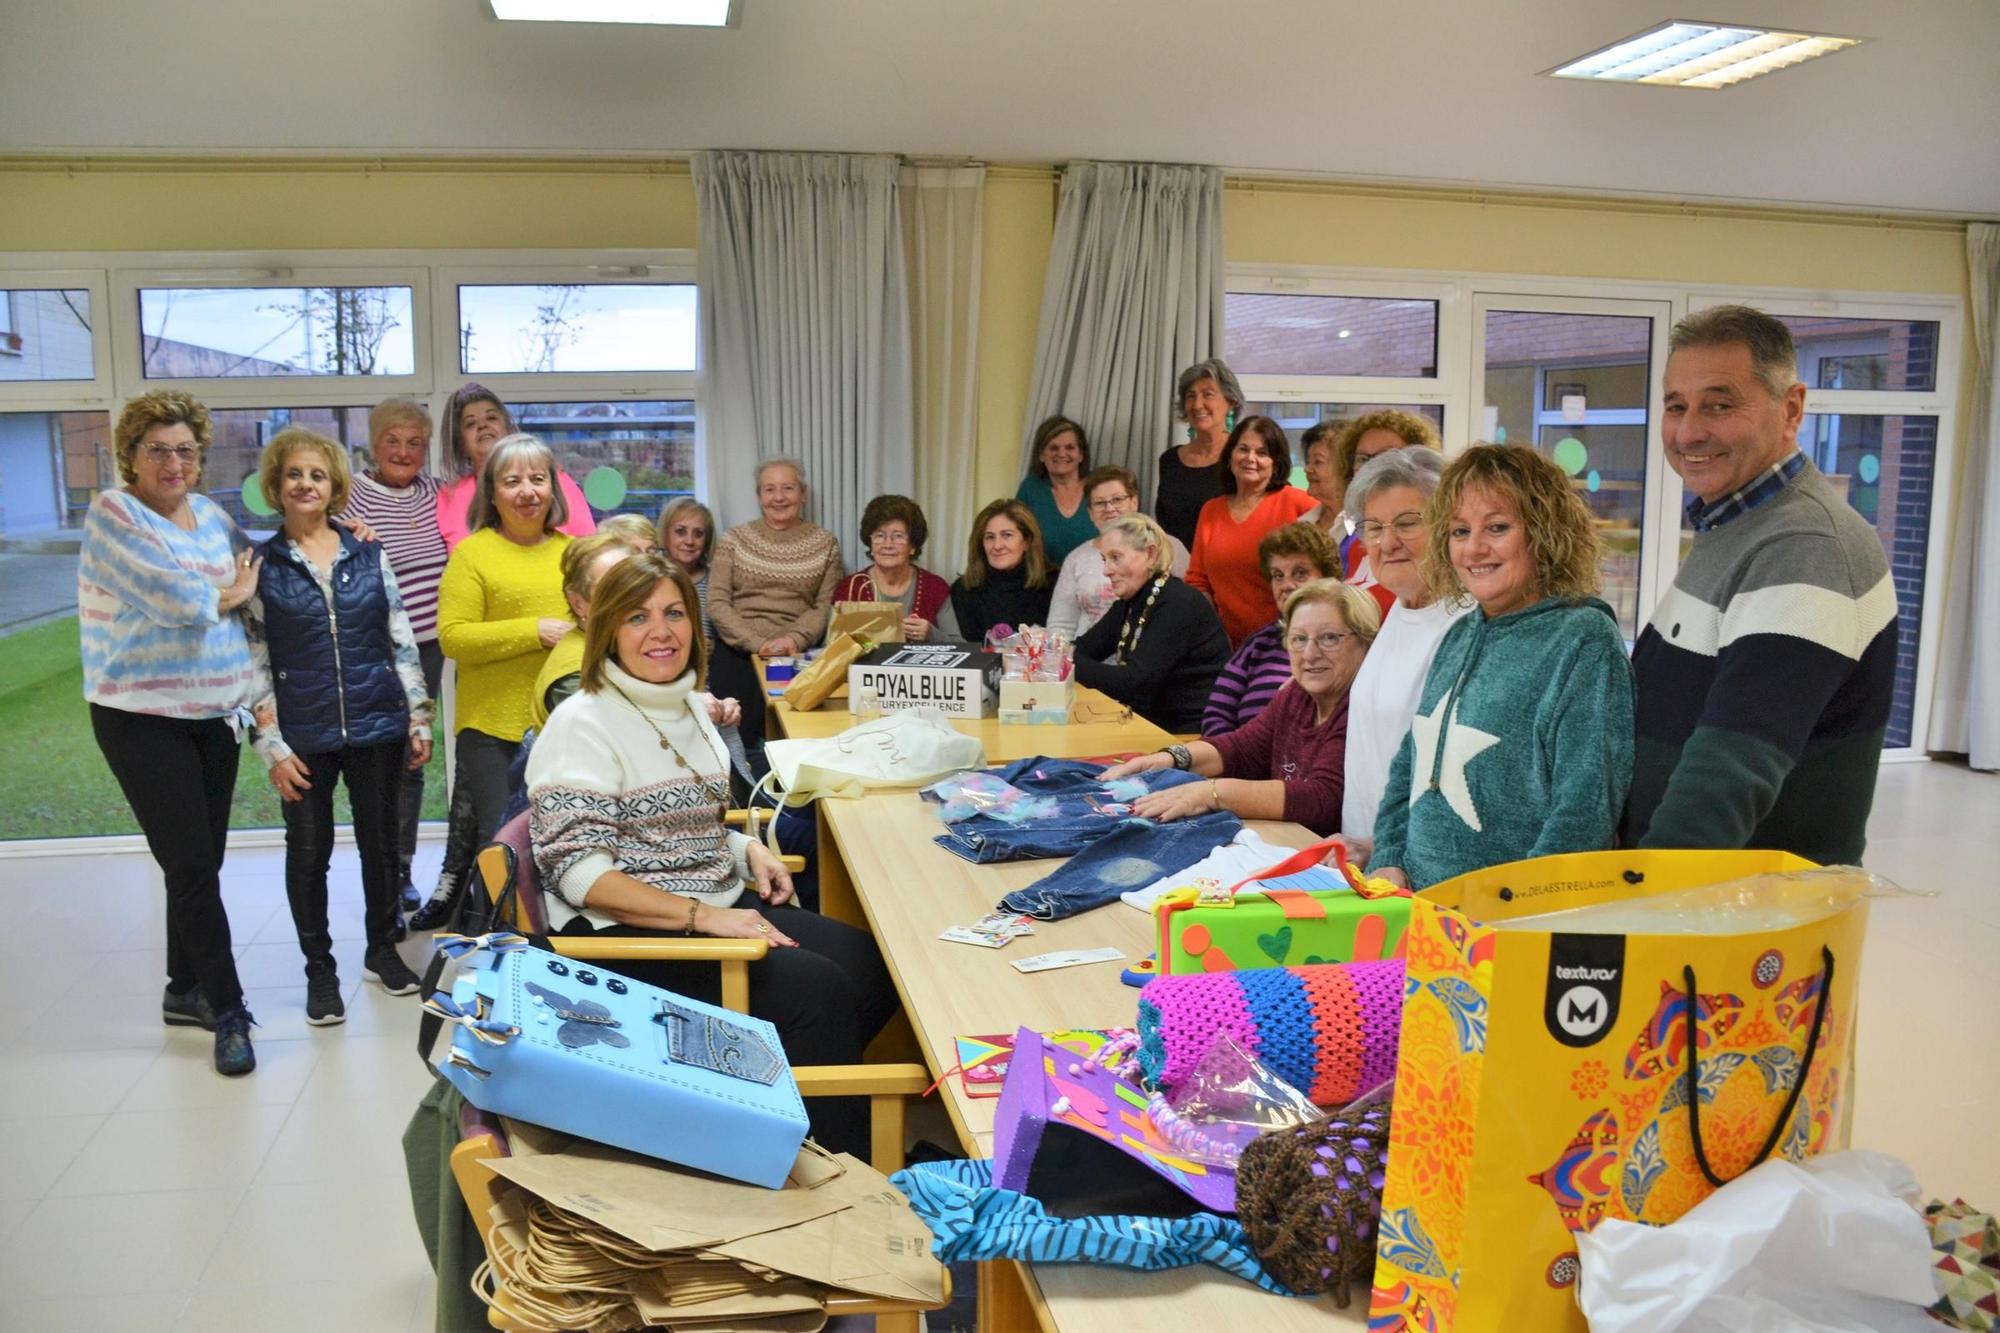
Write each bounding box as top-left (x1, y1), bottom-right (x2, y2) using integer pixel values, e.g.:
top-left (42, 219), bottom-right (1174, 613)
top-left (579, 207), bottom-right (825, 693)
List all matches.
top-left (1184, 415), bottom-right (1318, 645)
top-left (831, 494), bottom-right (954, 642)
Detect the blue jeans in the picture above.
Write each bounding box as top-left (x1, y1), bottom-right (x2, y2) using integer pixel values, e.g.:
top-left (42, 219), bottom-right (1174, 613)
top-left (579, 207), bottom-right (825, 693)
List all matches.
top-left (934, 758), bottom-right (1214, 864)
top-left (996, 809), bottom-right (1242, 920)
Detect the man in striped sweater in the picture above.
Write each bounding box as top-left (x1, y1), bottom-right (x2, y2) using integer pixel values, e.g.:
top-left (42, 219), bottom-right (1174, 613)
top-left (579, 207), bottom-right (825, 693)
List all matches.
top-left (1621, 306), bottom-right (1898, 865)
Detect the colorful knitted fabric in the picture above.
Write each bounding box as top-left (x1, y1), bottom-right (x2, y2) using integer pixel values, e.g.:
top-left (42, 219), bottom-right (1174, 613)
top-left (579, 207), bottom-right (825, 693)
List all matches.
top-left (1137, 961), bottom-right (1404, 1106)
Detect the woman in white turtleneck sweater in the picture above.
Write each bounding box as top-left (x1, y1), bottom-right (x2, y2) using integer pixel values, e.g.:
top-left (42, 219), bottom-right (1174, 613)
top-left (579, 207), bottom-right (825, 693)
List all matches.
top-left (526, 553), bottom-right (896, 1157)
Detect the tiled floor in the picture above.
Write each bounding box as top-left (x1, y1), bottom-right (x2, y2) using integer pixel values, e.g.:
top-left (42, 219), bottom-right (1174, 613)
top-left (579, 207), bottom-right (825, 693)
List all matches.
top-left (0, 758), bottom-right (1995, 1330)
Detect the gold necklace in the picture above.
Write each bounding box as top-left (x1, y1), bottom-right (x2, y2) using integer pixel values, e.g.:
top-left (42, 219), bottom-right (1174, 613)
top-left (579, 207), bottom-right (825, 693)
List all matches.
top-left (605, 678), bottom-right (728, 805)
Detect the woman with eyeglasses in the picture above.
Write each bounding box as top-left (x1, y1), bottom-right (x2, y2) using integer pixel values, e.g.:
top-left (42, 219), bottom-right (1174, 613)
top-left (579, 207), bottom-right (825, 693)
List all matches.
top-left (1046, 466), bottom-right (1189, 640)
top-left (78, 391), bottom-right (269, 1076)
top-left (1201, 521), bottom-right (1341, 737)
top-left (1100, 579), bottom-right (1379, 836)
top-left (833, 495), bottom-right (956, 642)
top-left (1337, 448), bottom-right (1469, 853)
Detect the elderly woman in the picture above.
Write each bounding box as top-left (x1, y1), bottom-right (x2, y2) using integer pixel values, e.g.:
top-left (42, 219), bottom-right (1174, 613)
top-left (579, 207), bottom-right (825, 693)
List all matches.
top-left (435, 383), bottom-right (597, 550)
top-left (1155, 359), bottom-right (1246, 550)
top-left (1331, 409), bottom-right (1442, 587)
top-left (1103, 581), bottom-right (1379, 834)
top-left (1073, 514), bottom-right (1232, 732)
top-left (834, 494), bottom-right (956, 643)
top-left (1296, 420), bottom-right (1347, 540)
top-left (527, 554), bottom-right (897, 1158)
top-left (1047, 466), bottom-right (1189, 639)
top-left (428, 435), bottom-right (574, 897)
top-left (79, 391), bottom-right (264, 1075)
top-left (1201, 521), bottom-right (1341, 736)
top-left (337, 397), bottom-right (449, 915)
top-left (244, 428), bottom-right (433, 1025)
top-left (1339, 448), bottom-right (1469, 850)
top-left (705, 458), bottom-right (845, 761)
top-left (657, 496), bottom-right (716, 644)
top-left (1185, 415), bottom-right (1319, 646)
top-left (950, 498), bottom-right (1054, 645)
top-left (1367, 445), bottom-right (1634, 891)
top-left (1015, 416), bottom-right (1098, 567)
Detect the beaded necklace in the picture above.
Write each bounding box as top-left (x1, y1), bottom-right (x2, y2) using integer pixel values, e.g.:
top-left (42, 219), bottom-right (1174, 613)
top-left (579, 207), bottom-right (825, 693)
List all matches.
top-left (1115, 576), bottom-right (1168, 666)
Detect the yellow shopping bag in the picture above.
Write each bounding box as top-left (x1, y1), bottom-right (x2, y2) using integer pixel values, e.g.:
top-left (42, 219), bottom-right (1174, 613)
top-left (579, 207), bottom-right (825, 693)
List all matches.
top-left (1367, 850), bottom-right (1864, 1333)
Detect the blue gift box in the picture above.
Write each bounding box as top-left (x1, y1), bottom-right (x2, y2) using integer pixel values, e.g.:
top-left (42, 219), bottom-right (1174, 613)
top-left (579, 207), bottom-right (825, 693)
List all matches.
top-left (432, 936), bottom-right (809, 1189)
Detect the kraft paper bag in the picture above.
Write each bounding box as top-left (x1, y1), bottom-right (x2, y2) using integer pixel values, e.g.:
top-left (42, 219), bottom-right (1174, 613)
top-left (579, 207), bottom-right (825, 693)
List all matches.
top-left (1367, 849), bottom-right (1866, 1333)
top-left (830, 601), bottom-right (903, 645)
top-left (782, 632), bottom-right (874, 712)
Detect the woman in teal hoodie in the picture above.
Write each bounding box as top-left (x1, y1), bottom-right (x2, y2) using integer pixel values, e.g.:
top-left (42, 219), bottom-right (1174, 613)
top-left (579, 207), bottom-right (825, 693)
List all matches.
top-left (1367, 445), bottom-right (1633, 890)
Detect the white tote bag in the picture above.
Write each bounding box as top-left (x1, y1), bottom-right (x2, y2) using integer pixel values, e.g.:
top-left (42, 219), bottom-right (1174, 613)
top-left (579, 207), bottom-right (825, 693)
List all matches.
top-left (762, 711), bottom-right (985, 802)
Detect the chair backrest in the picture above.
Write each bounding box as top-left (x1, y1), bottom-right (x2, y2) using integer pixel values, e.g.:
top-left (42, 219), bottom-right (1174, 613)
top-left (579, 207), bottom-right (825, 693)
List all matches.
top-left (477, 810), bottom-right (550, 935)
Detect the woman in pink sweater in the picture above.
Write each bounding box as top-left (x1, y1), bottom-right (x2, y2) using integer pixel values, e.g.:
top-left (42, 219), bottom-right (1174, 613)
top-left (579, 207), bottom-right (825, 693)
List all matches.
top-left (434, 383), bottom-right (596, 550)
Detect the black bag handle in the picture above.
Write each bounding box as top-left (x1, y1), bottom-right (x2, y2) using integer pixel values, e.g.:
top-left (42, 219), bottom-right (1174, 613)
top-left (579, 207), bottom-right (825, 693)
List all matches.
top-left (1683, 944), bottom-right (1834, 1189)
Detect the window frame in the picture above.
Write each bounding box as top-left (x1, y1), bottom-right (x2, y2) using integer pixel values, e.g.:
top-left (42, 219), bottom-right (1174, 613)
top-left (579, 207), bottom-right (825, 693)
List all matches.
top-left (0, 268), bottom-right (116, 406)
top-left (439, 261), bottom-right (699, 389)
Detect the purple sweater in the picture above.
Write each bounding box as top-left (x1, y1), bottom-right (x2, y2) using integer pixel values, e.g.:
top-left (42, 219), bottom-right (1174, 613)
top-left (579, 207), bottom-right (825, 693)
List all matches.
top-left (1202, 621), bottom-right (1292, 736)
top-left (1208, 681), bottom-right (1349, 835)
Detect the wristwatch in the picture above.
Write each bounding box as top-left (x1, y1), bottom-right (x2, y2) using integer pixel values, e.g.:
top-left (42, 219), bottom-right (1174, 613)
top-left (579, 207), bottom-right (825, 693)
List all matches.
top-left (1163, 743), bottom-right (1193, 771)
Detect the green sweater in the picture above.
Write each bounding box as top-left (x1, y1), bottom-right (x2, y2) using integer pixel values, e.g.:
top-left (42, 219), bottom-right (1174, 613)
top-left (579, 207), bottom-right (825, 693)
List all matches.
top-left (1371, 597), bottom-right (1634, 890)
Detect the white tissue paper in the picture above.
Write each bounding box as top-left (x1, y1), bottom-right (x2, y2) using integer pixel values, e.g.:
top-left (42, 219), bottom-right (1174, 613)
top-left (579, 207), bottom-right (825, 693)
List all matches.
top-left (1576, 1150), bottom-right (1940, 1333)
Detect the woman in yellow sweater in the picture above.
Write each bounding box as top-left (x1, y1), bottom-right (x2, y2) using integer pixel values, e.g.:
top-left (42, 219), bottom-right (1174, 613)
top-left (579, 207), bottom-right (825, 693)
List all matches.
top-left (435, 434), bottom-right (573, 859)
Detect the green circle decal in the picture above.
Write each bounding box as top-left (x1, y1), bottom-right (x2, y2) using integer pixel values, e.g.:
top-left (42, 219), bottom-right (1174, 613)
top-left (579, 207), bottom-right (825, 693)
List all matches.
top-left (1857, 454), bottom-right (1881, 485)
top-left (239, 475), bottom-right (276, 517)
top-left (582, 466), bottom-right (629, 511)
top-left (1493, 426), bottom-right (1508, 445)
top-left (1553, 437), bottom-right (1589, 477)
top-left (1586, 469), bottom-right (1602, 493)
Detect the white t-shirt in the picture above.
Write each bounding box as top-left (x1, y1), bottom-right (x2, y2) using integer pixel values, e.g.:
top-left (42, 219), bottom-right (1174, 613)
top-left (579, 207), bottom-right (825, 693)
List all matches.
top-left (1341, 597), bottom-right (1473, 844)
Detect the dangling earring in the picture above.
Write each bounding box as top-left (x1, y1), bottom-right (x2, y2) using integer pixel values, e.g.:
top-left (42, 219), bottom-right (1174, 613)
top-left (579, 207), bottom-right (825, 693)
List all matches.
top-left (1225, 410), bottom-right (1237, 431)
top-left (1186, 425), bottom-right (1197, 442)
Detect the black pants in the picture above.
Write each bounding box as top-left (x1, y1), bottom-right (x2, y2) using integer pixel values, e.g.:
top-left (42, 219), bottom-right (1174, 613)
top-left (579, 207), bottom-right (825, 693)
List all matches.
top-left (454, 729), bottom-right (519, 850)
top-left (90, 704), bottom-right (245, 1014)
top-left (393, 639), bottom-right (445, 884)
top-left (282, 740), bottom-right (405, 966)
top-left (558, 907), bottom-right (899, 1159)
top-left (705, 639), bottom-right (768, 772)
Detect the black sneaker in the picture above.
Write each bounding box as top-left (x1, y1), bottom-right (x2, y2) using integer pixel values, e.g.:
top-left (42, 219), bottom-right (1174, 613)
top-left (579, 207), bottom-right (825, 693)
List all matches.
top-left (304, 964), bottom-right (345, 1026)
top-left (162, 984), bottom-right (219, 1031)
top-left (363, 946), bottom-right (422, 996)
top-left (407, 877), bottom-right (462, 932)
top-left (213, 1008), bottom-right (257, 1077)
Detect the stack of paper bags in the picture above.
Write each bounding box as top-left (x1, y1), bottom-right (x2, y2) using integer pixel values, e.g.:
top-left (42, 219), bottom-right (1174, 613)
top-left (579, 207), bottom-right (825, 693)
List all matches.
top-left (482, 1130), bottom-right (944, 1332)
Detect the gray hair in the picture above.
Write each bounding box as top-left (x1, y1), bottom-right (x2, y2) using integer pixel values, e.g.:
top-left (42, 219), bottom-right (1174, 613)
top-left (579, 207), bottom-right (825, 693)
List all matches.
top-left (1173, 359), bottom-right (1245, 419)
top-left (1346, 446), bottom-right (1447, 526)
top-left (469, 433), bottom-right (569, 534)
top-left (1101, 513), bottom-right (1176, 578)
top-left (754, 456), bottom-right (807, 489)
top-left (1670, 304), bottom-right (1799, 399)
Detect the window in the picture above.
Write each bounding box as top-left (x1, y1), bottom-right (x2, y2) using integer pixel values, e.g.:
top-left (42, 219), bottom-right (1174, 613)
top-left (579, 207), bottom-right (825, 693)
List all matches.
top-left (1779, 316), bottom-right (1939, 393)
top-left (195, 406), bottom-right (376, 525)
top-left (0, 288), bottom-right (94, 383)
top-left (513, 400), bottom-right (696, 519)
top-left (458, 283), bottom-right (697, 374)
top-left (1224, 293), bottom-right (1439, 378)
top-left (138, 285), bottom-right (416, 379)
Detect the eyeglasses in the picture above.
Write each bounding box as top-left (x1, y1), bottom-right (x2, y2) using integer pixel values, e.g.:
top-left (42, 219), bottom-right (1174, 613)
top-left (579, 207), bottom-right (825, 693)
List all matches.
top-left (1087, 495), bottom-right (1132, 512)
top-left (1358, 513), bottom-right (1426, 543)
top-left (140, 444), bottom-right (199, 466)
top-left (1285, 630), bottom-right (1351, 654)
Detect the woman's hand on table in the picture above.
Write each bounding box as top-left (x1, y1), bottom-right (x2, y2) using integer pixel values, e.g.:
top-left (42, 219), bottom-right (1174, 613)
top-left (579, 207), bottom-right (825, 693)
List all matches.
top-left (903, 615), bottom-right (930, 642)
top-left (745, 843), bottom-right (795, 907)
top-left (705, 904), bottom-right (798, 947)
top-left (1100, 751), bottom-right (1172, 782)
top-left (1131, 780), bottom-right (1221, 824)
top-left (268, 754), bottom-right (312, 802)
top-left (705, 694), bottom-right (742, 728)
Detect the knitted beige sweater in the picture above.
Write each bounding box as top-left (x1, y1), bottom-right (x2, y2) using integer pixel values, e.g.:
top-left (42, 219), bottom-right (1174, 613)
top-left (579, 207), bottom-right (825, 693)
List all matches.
top-left (707, 519), bottom-right (844, 651)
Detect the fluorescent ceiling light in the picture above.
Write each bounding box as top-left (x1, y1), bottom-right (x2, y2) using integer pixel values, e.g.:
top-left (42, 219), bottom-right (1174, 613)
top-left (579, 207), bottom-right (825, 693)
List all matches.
top-left (488, 0), bottom-right (737, 26)
top-left (1547, 20), bottom-right (1861, 89)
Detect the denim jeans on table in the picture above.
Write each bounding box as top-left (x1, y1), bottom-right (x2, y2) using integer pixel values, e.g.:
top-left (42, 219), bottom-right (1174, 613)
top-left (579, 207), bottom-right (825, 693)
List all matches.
top-left (933, 757), bottom-right (1216, 864)
top-left (995, 808), bottom-right (1242, 920)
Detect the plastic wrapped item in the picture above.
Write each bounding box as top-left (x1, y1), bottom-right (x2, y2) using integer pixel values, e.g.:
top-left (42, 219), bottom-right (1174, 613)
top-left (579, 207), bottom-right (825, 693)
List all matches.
top-left (991, 624), bottom-right (1074, 682)
top-left (1576, 1150), bottom-right (1941, 1332)
top-left (1146, 1030), bottom-right (1323, 1169)
top-left (1235, 1084), bottom-right (1394, 1304)
top-left (920, 771), bottom-right (1056, 825)
top-left (1491, 866), bottom-right (1926, 937)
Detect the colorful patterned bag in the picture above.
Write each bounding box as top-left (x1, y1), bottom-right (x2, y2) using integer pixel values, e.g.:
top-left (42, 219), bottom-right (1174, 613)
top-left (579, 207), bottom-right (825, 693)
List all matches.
top-left (1368, 849), bottom-right (1863, 1332)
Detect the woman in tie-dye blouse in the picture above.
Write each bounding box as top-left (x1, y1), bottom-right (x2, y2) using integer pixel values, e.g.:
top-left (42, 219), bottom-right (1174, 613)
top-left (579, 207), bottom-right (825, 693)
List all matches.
top-left (78, 391), bottom-right (266, 1078)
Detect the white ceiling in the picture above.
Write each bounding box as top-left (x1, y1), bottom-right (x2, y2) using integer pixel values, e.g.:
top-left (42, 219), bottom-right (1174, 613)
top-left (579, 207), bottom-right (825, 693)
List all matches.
top-left (4, 0), bottom-right (1998, 216)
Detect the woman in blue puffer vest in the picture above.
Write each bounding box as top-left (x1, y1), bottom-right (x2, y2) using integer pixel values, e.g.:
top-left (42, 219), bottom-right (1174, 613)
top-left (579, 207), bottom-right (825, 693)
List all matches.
top-left (246, 427), bottom-right (435, 1027)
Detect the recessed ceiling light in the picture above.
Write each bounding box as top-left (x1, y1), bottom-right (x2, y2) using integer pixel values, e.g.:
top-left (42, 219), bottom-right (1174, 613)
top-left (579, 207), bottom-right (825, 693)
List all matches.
top-left (488, 0), bottom-right (737, 26)
top-left (1547, 20), bottom-right (1862, 89)
top-left (1337, 330), bottom-right (1352, 339)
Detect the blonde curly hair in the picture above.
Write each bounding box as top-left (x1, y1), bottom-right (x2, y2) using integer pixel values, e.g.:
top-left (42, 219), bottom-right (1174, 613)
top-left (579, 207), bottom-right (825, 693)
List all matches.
top-left (1422, 444), bottom-right (1600, 608)
top-left (1332, 409), bottom-right (1441, 495)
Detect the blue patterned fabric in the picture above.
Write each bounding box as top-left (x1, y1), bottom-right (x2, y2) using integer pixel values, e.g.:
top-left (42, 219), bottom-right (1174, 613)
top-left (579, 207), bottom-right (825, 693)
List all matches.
top-left (889, 1158), bottom-right (1297, 1295)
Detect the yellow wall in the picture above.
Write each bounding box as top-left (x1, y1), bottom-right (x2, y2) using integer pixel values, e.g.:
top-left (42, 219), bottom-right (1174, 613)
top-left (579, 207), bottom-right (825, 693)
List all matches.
top-left (973, 170), bottom-right (1056, 507)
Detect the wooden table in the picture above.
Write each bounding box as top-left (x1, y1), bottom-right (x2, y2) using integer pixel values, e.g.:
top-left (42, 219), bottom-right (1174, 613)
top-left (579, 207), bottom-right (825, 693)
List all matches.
top-left (772, 686), bottom-right (1172, 763)
top-left (814, 792), bottom-right (1365, 1332)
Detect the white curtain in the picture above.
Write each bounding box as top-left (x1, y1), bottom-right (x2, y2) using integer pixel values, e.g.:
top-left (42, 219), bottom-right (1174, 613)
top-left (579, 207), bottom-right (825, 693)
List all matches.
top-left (900, 164), bottom-right (985, 580)
top-left (1020, 162), bottom-right (1225, 501)
top-left (1927, 222), bottom-right (2000, 768)
top-left (693, 151), bottom-right (914, 569)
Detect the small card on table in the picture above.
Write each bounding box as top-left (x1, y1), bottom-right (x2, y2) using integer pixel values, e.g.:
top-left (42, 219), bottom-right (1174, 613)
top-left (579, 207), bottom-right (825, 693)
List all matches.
top-left (1010, 946), bottom-right (1125, 974)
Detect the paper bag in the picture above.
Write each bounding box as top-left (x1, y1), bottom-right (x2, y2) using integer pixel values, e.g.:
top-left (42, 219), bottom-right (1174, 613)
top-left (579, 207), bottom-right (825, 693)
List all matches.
top-left (1368, 850), bottom-right (1865, 1333)
top-left (782, 632), bottom-right (874, 712)
top-left (831, 601), bottom-right (903, 644)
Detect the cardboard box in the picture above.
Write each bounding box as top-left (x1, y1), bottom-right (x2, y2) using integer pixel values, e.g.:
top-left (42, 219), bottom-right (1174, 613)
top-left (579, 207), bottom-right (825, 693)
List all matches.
top-left (998, 676), bottom-right (1074, 724)
top-left (847, 644), bottom-right (999, 718)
